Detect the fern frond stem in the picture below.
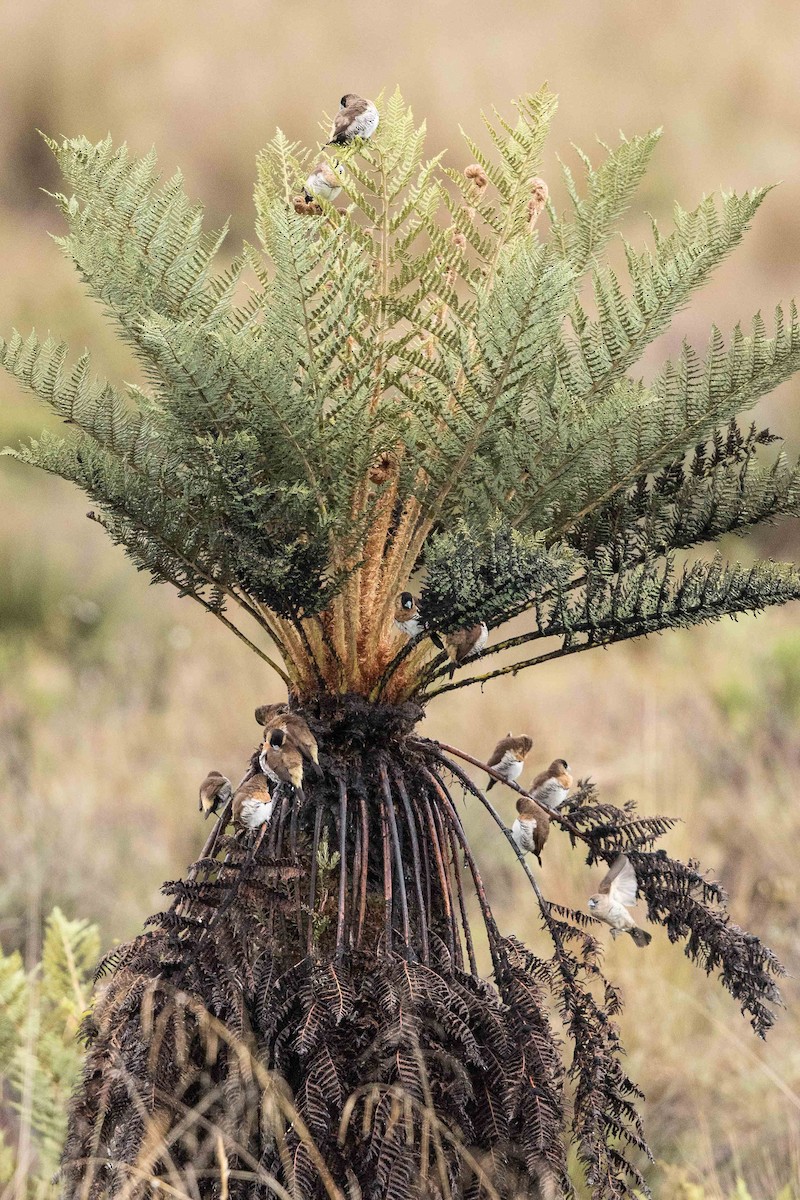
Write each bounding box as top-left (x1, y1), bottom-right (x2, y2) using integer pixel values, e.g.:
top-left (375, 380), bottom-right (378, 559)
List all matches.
top-left (312, 612), bottom-right (345, 689)
top-left (198, 600), bottom-right (292, 686)
top-left (355, 786), bottom-right (369, 950)
top-left (379, 762), bottom-right (411, 954)
top-left (307, 803), bottom-right (324, 956)
top-left (393, 768), bottom-right (430, 965)
top-left (335, 778), bottom-right (348, 960)
top-left (422, 766), bottom-right (504, 978)
top-left (438, 782), bottom-right (479, 977)
top-left (289, 616), bottom-right (326, 690)
top-left (373, 492), bottom-right (423, 629)
top-left (424, 637), bottom-right (602, 698)
top-left (421, 791), bottom-right (456, 963)
top-left (379, 786), bottom-right (393, 954)
top-left (359, 471), bottom-right (400, 652)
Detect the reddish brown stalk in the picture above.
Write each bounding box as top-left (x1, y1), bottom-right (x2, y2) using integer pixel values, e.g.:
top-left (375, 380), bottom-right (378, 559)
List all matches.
top-left (356, 789), bottom-right (369, 951)
top-left (307, 804), bottom-right (324, 956)
top-left (379, 762), bottom-right (411, 955)
top-left (444, 809), bottom-right (478, 977)
top-left (421, 792), bottom-right (457, 965)
top-left (431, 797), bottom-right (465, 971)
top-left (392, 769), bottom-right (430, 965)
top-left (335, 779), bottom-right (348, 960)
top-left (380, 792), bottom-right (393, 954)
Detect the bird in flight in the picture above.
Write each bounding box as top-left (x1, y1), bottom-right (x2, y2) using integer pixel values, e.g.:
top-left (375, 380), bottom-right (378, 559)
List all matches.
top-left (588, 854), bottom-right (652, 947)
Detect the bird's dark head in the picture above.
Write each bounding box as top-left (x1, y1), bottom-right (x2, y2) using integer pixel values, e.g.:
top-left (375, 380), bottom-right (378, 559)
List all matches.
top-left (341, 93), bottom-right (359, 107)
top-left (268, 728), bottom-right (285, 749)
top-left (400, 591), bottom-right (414, 611)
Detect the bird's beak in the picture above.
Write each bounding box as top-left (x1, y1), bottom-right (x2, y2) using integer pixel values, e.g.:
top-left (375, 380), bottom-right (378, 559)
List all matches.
top-left (588, 899), bottom-right (596, 910)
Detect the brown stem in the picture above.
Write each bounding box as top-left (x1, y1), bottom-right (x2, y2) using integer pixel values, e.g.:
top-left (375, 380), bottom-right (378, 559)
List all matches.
top-left (379, 762), bottom-right (411, 955)
top-left (307, 803), bottom-right (324, 956)
top-left (380, 790), bottom-right (393, 954)
top-left (356, 788), bottom-right (369, 951)
top-left (392, 769), bottom-right (430, 965)
top-left (421, 792), bottom-right (457, 965)
top-left (442, 797), bottom-right (478, 977)
top-left (335, 779), bottom-right (348, 960)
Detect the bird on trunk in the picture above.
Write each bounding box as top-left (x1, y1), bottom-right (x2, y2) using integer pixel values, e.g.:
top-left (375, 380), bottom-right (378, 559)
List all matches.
top-left (259, 726), bottom-right (305, 789)
top-left (588, 854), bottom-right (652, 947)
top-left (394, 591), bottom-right (423, 638)
top-left (486, 733), bottom-right (533, 790)
top-left (256, 704), bottom-right (319, 768)
top-left (198, 771), bottom-right (232, 820)
top-left (232, 773), bottom-right (276, 831)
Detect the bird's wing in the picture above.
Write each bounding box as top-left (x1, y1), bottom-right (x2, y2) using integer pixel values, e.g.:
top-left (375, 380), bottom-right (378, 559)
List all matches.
top-left (604, 856), bottom-right (639, 908)
top-left (487, 739), bottom-right (511, 767)
top-left (598, 853), bottom-right (629, 894)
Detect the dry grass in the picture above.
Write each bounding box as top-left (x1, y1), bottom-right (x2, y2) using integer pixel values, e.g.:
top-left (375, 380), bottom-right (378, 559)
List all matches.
top-left (1, 1), bottom-right (800, 1193)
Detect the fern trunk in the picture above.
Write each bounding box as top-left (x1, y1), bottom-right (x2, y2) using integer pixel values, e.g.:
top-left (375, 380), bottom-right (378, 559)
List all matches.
top-left (61, 697), bottom-right (567, 1199)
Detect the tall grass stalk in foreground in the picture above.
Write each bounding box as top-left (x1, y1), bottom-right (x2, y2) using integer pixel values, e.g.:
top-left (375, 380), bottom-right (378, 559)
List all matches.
top-left (3, 88), bottom-right (800, 1198)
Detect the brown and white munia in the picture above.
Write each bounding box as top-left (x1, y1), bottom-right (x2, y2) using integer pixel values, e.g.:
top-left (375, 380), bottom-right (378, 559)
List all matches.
top-left (530, 758), bottom-right (573, 809)
top-left (394, 591), bottom-right (424, 638)
top-left (304, 159), bottom-right (344, 205)
top-left (198, 770), bottom-right (233, 820)
top-left (486, 733), bottom-right (533, 791)
top-left (587, 854), bottom-right (652, 948)
top-left (444, 622), bottom-right (488, 678)
top-left (511, 794), bottom-right (550, 865)
top-left (327, 94), bottom-right (379, 145)
top-left (259, 726), bottom-right (305, 789)
top-left (255, 704), bottom-right (319, 769)
top-left (232, 773), bottom-right (276, 831)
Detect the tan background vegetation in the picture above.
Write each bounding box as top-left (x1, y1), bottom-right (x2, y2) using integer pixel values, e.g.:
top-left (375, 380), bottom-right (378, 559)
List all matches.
top-left (1, 2), bottom-right (799, 1193)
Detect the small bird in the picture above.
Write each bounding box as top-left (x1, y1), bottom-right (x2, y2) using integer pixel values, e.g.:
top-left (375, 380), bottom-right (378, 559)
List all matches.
top-left (394, 592), bottom-right (423, 638)
top-left (486, 733), bottom-right (533, 791)
top-left (232, 773), bottom-right (276, 831)
top-left (304, 159), bottom-right (344, 205)
top-left (256, 704), bottom-right (319, 767)
top-left (587, 854), bottom-right (652, 948)
top-left (511, 794), bottom-right (550, 865)
top-left (530, 759), bottom-right (573, 809)
top-left (198, 771), bottom-right (233, 820)
top-left (327, 94), bottom-right (379, 146)
top-left (444, 622), bottom-right (488, 677)
top-left (259, 726), bottom-right (305, 789)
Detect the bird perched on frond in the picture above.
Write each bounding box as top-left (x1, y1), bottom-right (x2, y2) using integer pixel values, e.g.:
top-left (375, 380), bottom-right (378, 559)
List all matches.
top-left (198, 771), bottom-right (232, 820)
top-left (444, 622), bottom-right (488, 678)
top-left (511, 794), bottom-right (550, 864)
top-left (588, 854), bottom-right (652, 947)
top-left (259, 726), bottom-right (305, 789)
top-left (232, 773), bottom-right (276, 831)
top-left (530, 758), bottom-right (573, 809)
top-left (394, 591), bottom-right (423, 638)
top-left (486, 733), bottom-right (533, 791)
top-left (327, 94), bottom-right (379, 145)
top-left (304, 159), bottom-right (344, 205)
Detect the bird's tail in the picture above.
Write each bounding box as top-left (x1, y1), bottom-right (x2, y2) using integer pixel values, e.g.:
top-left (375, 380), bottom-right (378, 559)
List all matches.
top-left (486, 778), bottom-right (496, 791)
top-left (303, 192), bottom-right (312, 203)
top-left (630, 926), bottom-right (652, 948)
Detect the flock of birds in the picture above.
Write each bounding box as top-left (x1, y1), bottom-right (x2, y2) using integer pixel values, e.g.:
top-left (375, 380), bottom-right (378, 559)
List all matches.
top-left (197, 587), bottom-right (651, 949)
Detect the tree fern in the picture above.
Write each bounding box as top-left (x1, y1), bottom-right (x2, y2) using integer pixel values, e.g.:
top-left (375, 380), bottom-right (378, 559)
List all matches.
top-left (4, 87), bottom-right (799, 1199)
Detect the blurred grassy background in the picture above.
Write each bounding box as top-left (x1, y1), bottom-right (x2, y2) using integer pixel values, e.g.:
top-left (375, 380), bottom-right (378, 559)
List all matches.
top-left (1, 1), bottom-right (800, 1194)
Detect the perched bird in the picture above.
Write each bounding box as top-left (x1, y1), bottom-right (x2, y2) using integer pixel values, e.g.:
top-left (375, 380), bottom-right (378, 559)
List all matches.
top-left (511, 794), bottom-right (550, 865)
top-left (259, 726), bottom-right (305, 789)
top-left (327, 94), bottom-right (379, 145)
top-left (394, 592), bottom-right (423, 638)
top-left (587, 854), bottom-right (652, 947)
top-left (256, 704), bottom-right (319, 767)
top-left (530, 759), bottom-right (573, 809)
top-left (486, 733), bottom-right (533, 791)
top-left (198, 771), bottom-right (233, 820)
top-left (232, 773), bottom-right (276, 831)
top-left (444, 622), bottom-right (488, 677)
top-left (304, 159), bottom-right (344, 205)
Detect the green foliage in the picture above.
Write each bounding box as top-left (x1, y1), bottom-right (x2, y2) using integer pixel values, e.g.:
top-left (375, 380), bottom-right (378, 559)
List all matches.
top-left (0, 908), bottom-right (99, 1197)
top-left (2, 88), bottom-right (799, 695)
